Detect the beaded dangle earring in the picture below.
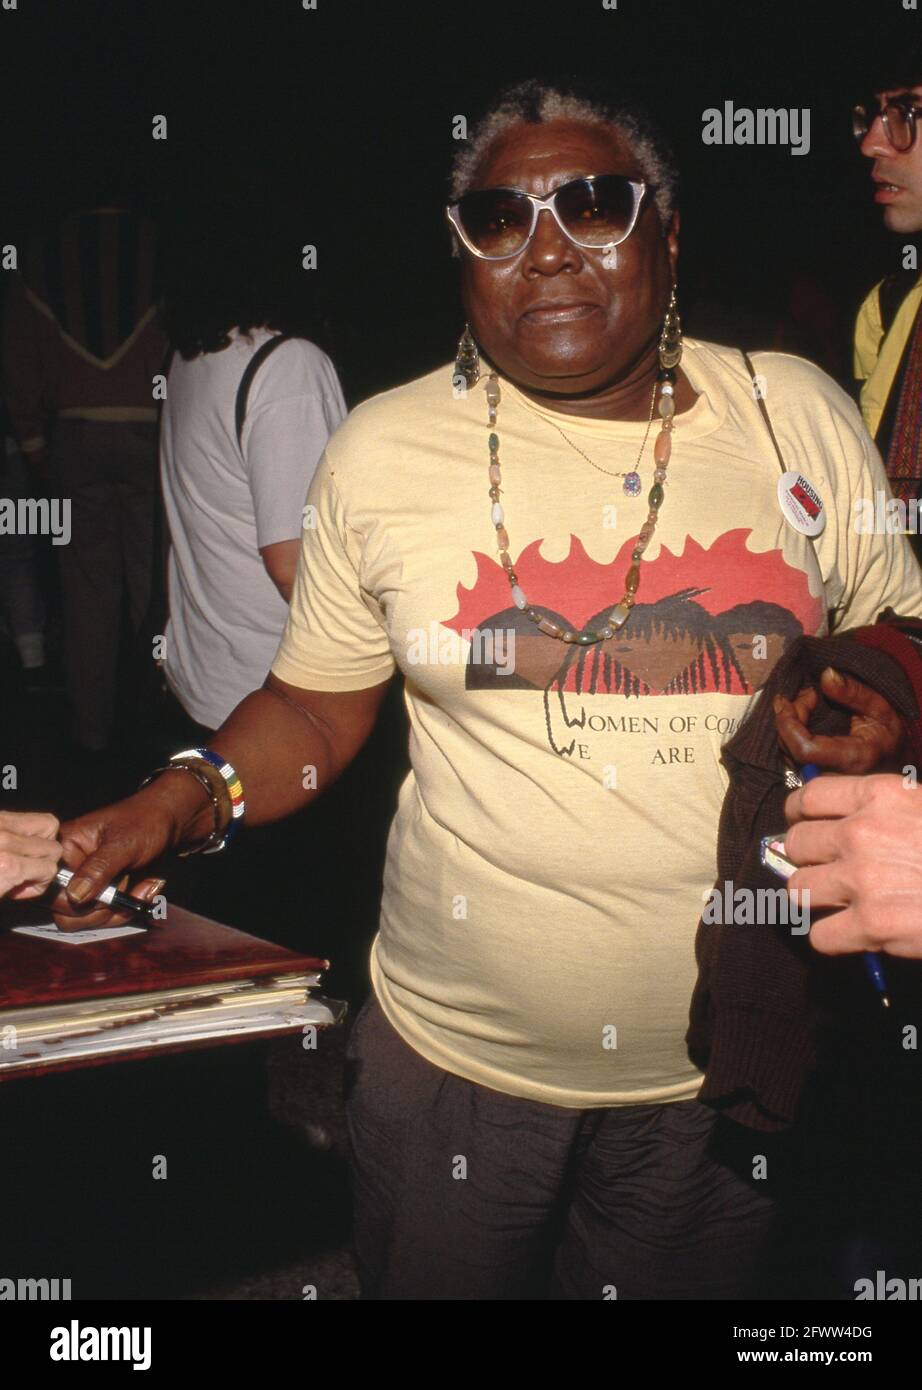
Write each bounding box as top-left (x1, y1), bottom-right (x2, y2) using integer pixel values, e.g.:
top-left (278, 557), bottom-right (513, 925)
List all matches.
top-left (659, 285), bottom-right (682, 368)
top-left (454, 324), bottom-right (481, 389)
top-left (482, 284), bottom-right (684, 643)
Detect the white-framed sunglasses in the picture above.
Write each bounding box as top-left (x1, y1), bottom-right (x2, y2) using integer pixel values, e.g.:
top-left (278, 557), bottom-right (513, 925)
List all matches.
top-left (446, 173), bottom-right (652, 261)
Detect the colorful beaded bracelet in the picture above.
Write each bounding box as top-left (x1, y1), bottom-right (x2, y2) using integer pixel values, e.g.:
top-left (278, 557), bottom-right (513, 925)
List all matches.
top-left (171, 748), bottom-right (246, 848)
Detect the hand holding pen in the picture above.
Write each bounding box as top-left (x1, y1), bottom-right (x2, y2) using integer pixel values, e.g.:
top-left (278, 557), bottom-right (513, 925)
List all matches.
top-left (53, 867), bottom-right (162, 922)
top-left (781, 770), bottom-right (922, 987)
top-left (792, 764), bottom-right (889, 1008)
top-left (46, 793), bottom-right (175, 931)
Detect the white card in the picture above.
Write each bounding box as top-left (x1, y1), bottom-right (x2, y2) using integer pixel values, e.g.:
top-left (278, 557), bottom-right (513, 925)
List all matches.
top-left (13, 923), bottom-right (147, 945)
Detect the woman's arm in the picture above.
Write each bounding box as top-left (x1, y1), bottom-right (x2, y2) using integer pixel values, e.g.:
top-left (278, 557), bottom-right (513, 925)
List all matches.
top-left (259, 540), bottom-right (301, 602)
top-left (52, 673), bottom-right (392, 928)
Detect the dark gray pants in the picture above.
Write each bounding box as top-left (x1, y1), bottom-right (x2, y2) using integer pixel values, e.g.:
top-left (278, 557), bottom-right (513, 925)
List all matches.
top-left (344, 993), bottom-right (797, 1300)
top-left (50, 418), bottom-right (158, 747)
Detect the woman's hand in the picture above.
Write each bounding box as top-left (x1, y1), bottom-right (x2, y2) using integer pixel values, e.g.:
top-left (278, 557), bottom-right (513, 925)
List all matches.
top-left (773, 667), bottom-right (906, 774)
top-left (48, 775), bottom-right (214, 930)
top-left (0, 811), bottom-right (63, 899)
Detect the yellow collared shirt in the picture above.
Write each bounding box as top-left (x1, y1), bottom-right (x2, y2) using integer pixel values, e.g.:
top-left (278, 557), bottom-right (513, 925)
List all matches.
top-left (854, 271), bottom-right (922, 439)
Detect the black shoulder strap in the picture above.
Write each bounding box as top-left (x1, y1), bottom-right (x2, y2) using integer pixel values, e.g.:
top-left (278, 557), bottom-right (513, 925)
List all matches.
top-left (878, 267), bottom-right (919, 337)
top-left (234, 333), bottom-right (295, 449)
top-left (741, 350), bottom-right (788, 478)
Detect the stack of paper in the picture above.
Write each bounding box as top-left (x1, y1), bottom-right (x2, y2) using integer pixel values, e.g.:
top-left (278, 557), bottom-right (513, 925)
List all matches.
top-left (0, 904), bottom-right (345, 1078)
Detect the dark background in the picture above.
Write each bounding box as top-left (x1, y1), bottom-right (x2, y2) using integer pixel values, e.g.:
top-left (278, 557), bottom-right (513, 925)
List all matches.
top-left (2, 0), bottom-right (921, 1303)
top-left (3, 0), bottom-right (917, 402)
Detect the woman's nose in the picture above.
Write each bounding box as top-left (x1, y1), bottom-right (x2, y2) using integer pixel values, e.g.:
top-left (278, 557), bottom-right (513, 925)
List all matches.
top-left (523, 207), bottom-right (582, 272)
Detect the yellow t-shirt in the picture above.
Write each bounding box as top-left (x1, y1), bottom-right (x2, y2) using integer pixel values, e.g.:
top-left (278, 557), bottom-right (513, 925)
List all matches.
top-left (272, 338), bottom-right (922, 1109)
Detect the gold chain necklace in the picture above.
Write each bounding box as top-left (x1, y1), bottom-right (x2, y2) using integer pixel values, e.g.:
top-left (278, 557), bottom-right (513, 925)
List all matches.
top-left (535, 383), bottom-right (657, 495)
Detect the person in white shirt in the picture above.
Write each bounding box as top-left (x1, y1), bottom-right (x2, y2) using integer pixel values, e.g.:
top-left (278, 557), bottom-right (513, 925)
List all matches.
top-left (158, 226), bottom-right (346, 732)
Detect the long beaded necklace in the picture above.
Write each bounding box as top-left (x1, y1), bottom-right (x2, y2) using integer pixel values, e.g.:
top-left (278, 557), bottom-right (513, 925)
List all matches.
top-left (485, 295), bottom-right (682, 644)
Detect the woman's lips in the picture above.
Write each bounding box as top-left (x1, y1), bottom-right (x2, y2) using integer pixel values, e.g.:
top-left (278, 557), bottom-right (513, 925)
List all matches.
top-left (520, 302), bottom-right (601, 325)
top-left (874, 182), bottom-right (904, 203)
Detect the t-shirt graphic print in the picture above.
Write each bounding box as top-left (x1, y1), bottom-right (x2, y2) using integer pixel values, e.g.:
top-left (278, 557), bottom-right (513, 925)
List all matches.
top-left (448, 527), bottom-right (823, 755)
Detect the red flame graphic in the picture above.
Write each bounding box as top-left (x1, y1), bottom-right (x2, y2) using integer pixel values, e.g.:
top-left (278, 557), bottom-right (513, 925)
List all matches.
top-left (444, 529), bottom-right (823, 635)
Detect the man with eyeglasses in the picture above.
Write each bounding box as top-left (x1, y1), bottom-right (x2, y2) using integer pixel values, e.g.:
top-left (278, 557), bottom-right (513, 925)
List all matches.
top-left (853, 53), bottom-right (922, 565)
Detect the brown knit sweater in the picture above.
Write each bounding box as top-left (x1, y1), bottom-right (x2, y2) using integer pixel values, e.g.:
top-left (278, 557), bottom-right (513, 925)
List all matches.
top-left (686, 613), bottom-right (922, 1131)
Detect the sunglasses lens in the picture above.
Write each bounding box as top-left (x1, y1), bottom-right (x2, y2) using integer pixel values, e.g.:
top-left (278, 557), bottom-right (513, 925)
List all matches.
top-left (555, 176), bottom-right (639, 246)
top-left (456, 190), bottom-right (533, 256)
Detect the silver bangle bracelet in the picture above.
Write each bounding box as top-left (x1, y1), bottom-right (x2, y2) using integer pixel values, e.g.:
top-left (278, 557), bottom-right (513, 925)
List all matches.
top-left (138, 763), bottom-right (226, 857)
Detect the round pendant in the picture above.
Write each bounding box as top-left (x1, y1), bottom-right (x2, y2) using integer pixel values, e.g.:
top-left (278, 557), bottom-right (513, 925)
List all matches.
top-left (622, 471), bottom-right (642, 497)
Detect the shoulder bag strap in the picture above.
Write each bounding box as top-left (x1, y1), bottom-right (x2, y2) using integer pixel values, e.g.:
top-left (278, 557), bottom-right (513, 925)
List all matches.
top-left (741, 349), bottom-right (788, 479)
top-left (741, 350), bottom-right (838, 631)
top-left (234, 333), bottom-right (295, 449)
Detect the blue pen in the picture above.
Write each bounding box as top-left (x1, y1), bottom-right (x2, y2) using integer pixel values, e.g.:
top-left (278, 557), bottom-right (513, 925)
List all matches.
top-left (799, 763), bottom-right (890, 1009)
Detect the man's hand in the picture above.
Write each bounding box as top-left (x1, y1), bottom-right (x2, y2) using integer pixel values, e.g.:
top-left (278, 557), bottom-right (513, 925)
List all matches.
top-left (0, 811), bottom-right (63, 899)
top-left (773, 667), bottom-right (905, 773)
top-left (783, 773), bottom-right (922, 957)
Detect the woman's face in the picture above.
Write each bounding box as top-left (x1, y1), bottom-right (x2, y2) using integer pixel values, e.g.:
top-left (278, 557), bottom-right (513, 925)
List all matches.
top-left (460, 118), bottom-right (679, 397)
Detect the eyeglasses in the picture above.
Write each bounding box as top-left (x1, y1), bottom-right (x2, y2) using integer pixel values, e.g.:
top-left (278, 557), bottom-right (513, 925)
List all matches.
top-left (852, 94), bottom-right (922, 151)
top-left (446, 174), bottom-right (652, 260)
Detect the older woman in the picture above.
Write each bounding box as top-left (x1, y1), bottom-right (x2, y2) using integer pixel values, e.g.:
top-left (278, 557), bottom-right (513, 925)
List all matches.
top-left (53, 78), bottom-right (922, 1300)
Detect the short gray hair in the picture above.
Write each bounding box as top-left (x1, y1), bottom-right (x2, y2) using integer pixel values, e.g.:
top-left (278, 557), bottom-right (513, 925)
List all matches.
top-left (449, 79), bottom-right (679, 232)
